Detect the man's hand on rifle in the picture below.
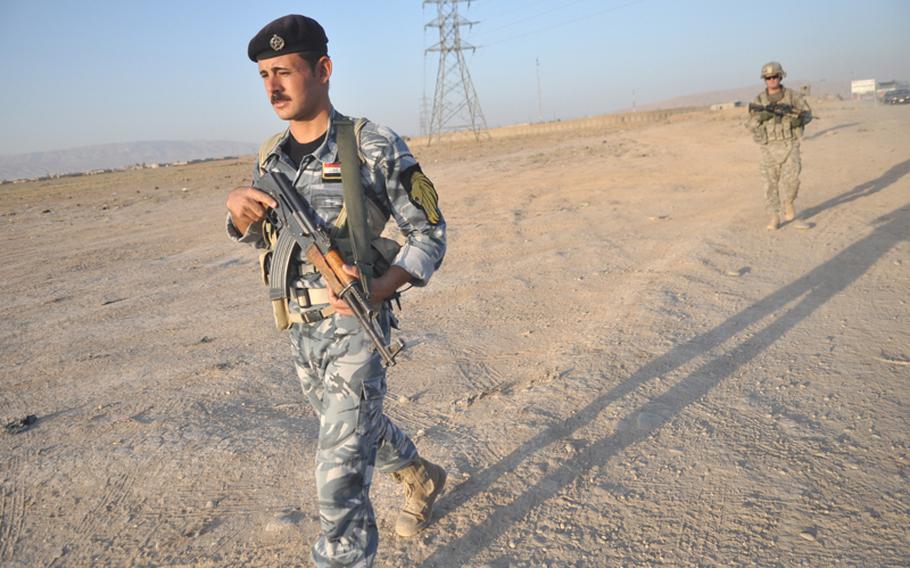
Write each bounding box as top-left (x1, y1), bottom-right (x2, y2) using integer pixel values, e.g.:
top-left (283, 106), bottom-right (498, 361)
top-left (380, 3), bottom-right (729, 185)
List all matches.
top-left (226, 187), bottom-right (277, 235)
top-left (329, 264), bottom-right (413, 316)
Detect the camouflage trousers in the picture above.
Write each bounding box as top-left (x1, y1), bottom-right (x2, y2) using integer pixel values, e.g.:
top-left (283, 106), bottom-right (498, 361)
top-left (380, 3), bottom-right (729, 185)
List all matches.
top-left (289, 308), bottom-right (418, 567)
top-left (759, 141), bottom-right (801, 214)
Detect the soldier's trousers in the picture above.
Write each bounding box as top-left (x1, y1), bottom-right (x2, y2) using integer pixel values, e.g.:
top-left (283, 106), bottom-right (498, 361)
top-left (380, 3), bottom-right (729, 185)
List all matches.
top-left (759, 141), bottom-right (801, 214)
top-left (289, 310), bottom-right (418, 568)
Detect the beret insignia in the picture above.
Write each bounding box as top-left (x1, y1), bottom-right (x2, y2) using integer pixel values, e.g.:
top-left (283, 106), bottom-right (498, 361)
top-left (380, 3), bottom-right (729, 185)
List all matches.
top-left (269, 34), bottom-right (285, 51)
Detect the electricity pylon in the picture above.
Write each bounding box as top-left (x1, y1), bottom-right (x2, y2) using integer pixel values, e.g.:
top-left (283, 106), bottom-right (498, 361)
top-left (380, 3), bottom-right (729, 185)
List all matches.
top-left (424, 0), bottom-right (490, 144)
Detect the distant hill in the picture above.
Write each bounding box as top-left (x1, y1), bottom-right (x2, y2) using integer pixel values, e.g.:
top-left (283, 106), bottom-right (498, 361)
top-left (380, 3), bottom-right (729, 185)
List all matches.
top-left (0, 140), bottom-right (258, 181)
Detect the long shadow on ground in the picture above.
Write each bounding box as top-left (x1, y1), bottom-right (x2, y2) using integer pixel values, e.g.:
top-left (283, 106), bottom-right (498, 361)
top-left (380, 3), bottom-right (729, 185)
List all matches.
top-left (799, 159), bottom-right (910, 221)
top-left (420, 201), bottom-right (909, 566)
top-left (803, 122), bottom-right (859, 140)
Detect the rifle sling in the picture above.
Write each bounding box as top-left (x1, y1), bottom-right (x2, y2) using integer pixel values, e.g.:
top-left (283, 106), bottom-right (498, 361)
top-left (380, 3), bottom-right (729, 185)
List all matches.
top-left (334, 116), bottom-right (374, 288)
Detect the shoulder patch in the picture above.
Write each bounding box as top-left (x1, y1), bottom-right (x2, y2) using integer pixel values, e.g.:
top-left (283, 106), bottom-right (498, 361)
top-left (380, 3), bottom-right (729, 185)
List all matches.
top-left (401, 165), bottom-right (441, 225)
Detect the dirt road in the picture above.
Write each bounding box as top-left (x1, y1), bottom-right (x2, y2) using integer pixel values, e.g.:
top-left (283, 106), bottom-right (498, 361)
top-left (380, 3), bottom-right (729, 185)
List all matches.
top-left (1, 101), bottom-right (908, 566)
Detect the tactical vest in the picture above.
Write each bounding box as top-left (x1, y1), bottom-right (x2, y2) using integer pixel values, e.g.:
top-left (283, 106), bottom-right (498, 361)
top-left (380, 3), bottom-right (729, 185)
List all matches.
top-left (257, 117), bottom-right (401, 330)
top-left (754, 88), bottom-right (805, 144)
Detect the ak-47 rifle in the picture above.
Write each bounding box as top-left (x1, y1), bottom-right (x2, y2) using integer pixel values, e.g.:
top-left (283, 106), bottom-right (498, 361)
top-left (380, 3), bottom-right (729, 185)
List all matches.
top-left (257, 170), bottom-right (404, 367)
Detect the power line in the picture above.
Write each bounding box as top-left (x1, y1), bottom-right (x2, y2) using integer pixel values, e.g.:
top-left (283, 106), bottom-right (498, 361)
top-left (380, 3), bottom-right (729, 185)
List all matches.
top-left (479, 0), bottom-right (648, 48)
top-left (472, 0), bottom-right (600, 39)
top-left (474, 0), bottom-right (554, 25)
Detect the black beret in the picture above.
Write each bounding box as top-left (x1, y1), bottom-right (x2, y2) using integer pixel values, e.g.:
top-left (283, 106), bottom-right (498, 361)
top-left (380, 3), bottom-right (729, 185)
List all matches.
top-left (248, 14), bottom-right (328, 62)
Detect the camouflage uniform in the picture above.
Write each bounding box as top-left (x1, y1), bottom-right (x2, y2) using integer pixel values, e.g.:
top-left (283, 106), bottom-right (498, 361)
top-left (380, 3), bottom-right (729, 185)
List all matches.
top-left (228, 109), bottom-right (446, 567)
top-left (748, 86), bottom-right (812, 216)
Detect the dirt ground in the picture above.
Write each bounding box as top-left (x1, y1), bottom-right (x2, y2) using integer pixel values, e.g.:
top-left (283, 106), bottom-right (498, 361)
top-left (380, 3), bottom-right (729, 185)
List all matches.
top-left (1, 100), bottom-right (908, 567)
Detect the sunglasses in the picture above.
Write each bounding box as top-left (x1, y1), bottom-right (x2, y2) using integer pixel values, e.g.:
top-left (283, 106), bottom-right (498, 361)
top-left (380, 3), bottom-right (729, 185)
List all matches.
top-left (764, 75), bottom-right (781, 81)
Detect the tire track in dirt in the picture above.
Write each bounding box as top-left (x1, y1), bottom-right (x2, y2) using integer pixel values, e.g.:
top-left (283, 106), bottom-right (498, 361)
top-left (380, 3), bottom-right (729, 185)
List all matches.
top-left (0, 469), bottom-right (27, 562)
top-left (48, 470), bottom-right (135, 567)
top-left (453, 353), bottom-right (506, 392)
top-left (382, 401), bottom-right (438, 433)
top-left (45, 386), bottom-right (220, 565)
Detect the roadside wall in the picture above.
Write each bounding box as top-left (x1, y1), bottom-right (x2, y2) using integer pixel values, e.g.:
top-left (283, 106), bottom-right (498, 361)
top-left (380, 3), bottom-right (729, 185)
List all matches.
top-left (412, 106), bottom-right (705, 145)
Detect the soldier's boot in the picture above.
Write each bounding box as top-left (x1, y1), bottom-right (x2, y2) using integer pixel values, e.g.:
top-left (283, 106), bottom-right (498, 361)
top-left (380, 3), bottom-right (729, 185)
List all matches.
top-left (782, 201), bottom-right (796, 222)
top-left (391, 456), bottom-right (447, 538)
top-left (766, 213), bottom-right (780, 230)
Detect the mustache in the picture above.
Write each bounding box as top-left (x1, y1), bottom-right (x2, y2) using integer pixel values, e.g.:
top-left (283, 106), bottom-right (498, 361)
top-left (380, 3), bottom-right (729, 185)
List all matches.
top-left (271, 92), bottom-right (290, 104)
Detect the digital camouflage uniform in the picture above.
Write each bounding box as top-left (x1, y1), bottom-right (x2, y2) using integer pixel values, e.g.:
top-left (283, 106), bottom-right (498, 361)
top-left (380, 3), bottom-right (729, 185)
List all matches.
top-left (228, 109), bottom-right (446, 567)
top-left (748, 86), bottom-right (812, 216)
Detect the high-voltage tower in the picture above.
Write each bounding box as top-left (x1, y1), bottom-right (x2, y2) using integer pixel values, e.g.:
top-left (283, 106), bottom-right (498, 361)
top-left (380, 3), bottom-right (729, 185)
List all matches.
top-left (424, 0), bottom-right (490, 144)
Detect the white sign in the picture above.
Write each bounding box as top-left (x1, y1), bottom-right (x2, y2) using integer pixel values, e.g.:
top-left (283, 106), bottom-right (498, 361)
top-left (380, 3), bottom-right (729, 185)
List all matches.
top-left (851, 79), bottom-right (877, 95)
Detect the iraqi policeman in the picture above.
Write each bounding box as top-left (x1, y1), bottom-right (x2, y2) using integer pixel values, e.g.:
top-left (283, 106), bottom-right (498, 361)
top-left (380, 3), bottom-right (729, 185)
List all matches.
top-left (747, 61), bottom-right (813, 230)
top-left (225, 14), bottom-right (447, 567)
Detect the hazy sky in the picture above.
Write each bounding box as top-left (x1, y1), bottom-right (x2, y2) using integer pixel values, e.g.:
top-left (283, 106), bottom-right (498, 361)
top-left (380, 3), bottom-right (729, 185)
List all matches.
top-left (1, 0), bottom-right (908, 155)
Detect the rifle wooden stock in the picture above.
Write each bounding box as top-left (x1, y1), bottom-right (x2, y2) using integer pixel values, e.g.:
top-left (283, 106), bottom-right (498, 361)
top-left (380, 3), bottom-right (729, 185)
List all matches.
top-left (306, 246), bottom-right (355, 296)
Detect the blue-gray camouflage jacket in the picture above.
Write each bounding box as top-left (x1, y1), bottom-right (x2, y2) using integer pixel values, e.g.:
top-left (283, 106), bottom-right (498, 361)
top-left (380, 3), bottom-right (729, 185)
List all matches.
top-left (227, 109), bottom-right (446, 288)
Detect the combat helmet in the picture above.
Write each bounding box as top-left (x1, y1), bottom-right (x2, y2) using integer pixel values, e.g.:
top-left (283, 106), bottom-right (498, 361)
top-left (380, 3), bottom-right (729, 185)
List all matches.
top-left (760, 61), bottom-right (786, 79)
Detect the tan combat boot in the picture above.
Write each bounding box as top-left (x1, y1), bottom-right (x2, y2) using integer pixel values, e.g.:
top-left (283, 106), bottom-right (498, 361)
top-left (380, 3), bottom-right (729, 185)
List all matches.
top-left (782, 201), bottom-right (796, 222)
top-left (766, 213), bottom-right (780, 230)
top-left (391, 456), bottom-right (447, 537)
